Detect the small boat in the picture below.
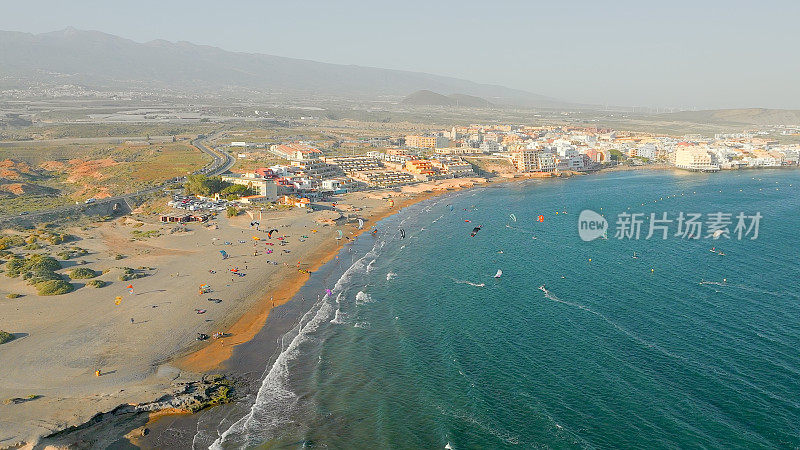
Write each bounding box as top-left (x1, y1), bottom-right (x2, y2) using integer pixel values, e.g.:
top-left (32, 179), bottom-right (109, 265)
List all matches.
top-left (632, 252), bottom-right (638, 259)
top-left (494, 270), bottom-right (503, 278)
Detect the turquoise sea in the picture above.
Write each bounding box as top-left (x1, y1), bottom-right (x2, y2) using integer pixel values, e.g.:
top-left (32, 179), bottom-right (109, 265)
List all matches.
top-left (209, 170), bottom-right (800, 449)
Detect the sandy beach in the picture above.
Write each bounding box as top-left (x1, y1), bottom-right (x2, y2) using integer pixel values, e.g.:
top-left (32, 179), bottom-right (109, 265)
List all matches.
top-left (0, 177), bottom-right (487, 448)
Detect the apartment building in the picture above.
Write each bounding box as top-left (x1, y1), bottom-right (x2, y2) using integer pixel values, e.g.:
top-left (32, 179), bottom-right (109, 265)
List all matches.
top-left (674, 148), bottom-right (720, 172)
top-left (324, 156), bottom-right (383, 173)
top-left (405, 135), bottom-right (449, 149)
top-left (221, 173), bottom-right (279, 200)
top-left (269, 142), bottom-right (323, 161)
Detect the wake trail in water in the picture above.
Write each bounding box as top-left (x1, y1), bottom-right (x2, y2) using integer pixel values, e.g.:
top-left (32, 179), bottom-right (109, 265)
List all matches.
top-left (700, 281), bottom-right (799, 298)
top-left (453, 278), bottom-right (485, 287)
top-left (540, 287), bottom-right (684, 361)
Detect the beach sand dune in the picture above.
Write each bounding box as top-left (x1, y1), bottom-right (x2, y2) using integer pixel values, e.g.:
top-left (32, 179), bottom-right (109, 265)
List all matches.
top-left (0, 179), bottom-right (484, 446)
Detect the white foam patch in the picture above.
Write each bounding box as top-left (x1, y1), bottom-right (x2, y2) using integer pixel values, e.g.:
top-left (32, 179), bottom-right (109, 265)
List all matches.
top-left (210, 297), bottom-right (333, 448)
top-left (212, 235), bottom-right (384, 447)
top-left (355, 291), bottom-right (374, 305)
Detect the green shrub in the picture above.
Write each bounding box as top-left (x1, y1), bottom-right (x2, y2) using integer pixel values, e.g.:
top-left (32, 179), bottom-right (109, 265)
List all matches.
top-left (70, 267), bottom-right (97, 279)
top-left (6, 293), bottom-right (21, 299)
top-left (131, 230), bottom-right (161, 240)
top-left (25, 269), bottom-right (62, 285)
top-left (35, 279), bottom-right (73, 296)
top-left (57, 247), bottom-right (88, 260)
top-left (0, 235), bottom-right (26, 250)
top-left (6, 254), bottom-right (60, 278)
top-left (117, 266), bottom-right (149, 281)
top-left (114, 254), bottom-right (125, 260)
top-left (0, 331), bottom-right (14, 344)
top-left (26, 254), bottom-right (61, 273)
top-left (86, 279), bottom-right (106, 288)
top-left (5, 258), bottom-right (25, 277)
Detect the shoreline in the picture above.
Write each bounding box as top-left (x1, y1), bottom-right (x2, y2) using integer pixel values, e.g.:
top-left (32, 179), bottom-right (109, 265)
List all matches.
top-left (172, 190), bottom-right (440, 374)
top-left (8, 164), bottom-right (780, 447)
top-left (0, 183), bottom-right (458, 448)
top-left (124, 185), bottom-right (462, 445)
top-left (132, 189), bottom-right (448, 447)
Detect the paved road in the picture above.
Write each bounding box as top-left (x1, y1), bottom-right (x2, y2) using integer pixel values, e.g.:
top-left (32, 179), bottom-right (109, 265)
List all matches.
top-left (0, 137), bottom-right (234, 222)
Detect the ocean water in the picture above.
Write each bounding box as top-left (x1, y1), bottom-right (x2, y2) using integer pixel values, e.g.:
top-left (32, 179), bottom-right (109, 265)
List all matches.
top-left (210, 170), bottom-right (800, 449)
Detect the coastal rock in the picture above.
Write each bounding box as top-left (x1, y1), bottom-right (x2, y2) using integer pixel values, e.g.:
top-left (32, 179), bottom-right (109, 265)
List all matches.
top-left (33, 375), bottom-right (233, 449)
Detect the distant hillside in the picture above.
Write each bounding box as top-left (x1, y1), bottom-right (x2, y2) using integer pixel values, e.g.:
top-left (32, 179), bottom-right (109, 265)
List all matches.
top-left (0, 28), bottom-right (566, 108)
top-left (401, 90), bottom-right (494, 108)
top-left (0, 159), bottom-right (58, 198)
top-left (656, 108), bottom-right (800, 126)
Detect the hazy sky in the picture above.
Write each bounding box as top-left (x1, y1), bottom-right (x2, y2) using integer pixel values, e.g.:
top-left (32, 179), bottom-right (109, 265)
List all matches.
top-left (2, 0), bottom-right (799, 109)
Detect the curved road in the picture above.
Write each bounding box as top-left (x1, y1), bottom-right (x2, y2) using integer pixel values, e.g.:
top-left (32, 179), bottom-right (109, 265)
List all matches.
top-left (0, 137), bottom-right (234, 222)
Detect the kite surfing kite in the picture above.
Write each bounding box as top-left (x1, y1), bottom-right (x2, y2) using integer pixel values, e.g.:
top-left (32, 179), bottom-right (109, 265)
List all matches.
top-left (509, 214), bottom-right (517, 222)
top-left (219, 250), bottom-right (228, 259)
top-left (358, 218), bottom-right (364, 230)
top-left (336, 230), bottom-right (343, 240)
top-left (470, 226), bottom-right (482, 237)
top-left (400, 229), bottom-right (406, 239)
top-left (126, 284), bottom-right (134, 295)
top-left (115, 296), bottom-right (123, 306)
top-left (268, 229), bottom-right (279, 239)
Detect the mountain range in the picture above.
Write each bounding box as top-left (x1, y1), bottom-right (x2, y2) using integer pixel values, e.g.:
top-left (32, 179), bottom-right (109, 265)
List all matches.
top-left (401, 90), bottom-right (494, 108)
top-left (0, 28), bottom-right (565, 107)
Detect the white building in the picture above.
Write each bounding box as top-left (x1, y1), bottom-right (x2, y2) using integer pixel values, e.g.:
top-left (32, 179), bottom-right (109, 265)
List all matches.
top-left (221, 173), bottom-right (279, 200)
top-left (674, 148), bottom-right (720, 172)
